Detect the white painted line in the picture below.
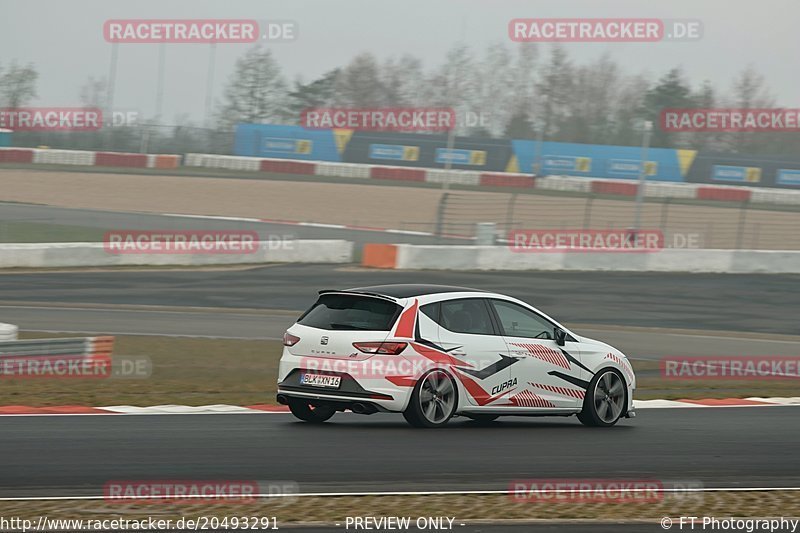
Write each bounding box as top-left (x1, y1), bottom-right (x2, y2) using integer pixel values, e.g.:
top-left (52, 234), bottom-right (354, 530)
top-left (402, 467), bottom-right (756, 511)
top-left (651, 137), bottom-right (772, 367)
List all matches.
top-left (162, 213), bottom-right (262, 223)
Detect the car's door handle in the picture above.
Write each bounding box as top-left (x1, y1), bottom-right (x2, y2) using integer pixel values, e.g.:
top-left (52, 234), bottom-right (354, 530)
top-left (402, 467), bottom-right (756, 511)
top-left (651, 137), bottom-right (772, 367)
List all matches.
top-left (450, 350), bottom-right (467, 357)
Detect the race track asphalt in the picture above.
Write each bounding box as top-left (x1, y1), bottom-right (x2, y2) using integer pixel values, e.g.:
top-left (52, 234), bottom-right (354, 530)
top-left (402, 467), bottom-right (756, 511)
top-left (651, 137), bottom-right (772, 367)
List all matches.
top-left (1, 407), bottom-right (798, 498)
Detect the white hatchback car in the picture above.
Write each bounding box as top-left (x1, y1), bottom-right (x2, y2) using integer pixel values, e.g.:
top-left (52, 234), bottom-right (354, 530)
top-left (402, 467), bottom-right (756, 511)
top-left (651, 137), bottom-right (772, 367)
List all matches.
top-left (277, 285), bottom-right (636, 428)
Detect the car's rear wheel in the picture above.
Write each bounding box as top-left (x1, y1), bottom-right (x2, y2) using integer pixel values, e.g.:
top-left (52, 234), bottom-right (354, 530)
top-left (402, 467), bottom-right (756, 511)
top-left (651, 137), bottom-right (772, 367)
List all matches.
top-left (403, 369), bottom-right (457, 428)
top-left (578, 369), bottom-right (627, 427)
top-left (288, 400), bottom-right (336, 423)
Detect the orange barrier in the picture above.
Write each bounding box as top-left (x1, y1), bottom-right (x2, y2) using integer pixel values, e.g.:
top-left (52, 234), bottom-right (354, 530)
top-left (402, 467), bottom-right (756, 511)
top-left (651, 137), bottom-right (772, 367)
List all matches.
top-left (153, 154), bottom-right (180, 169)
top-left (361, 244), bottom-right (398, 269)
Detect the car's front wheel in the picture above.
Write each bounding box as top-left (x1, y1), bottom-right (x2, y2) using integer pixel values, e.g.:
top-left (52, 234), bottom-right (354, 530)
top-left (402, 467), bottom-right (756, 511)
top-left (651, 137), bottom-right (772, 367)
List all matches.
top-left (403, 369), bottom-right (458, 428)
top-left (288, 400), bottom-right (336, 423)
top-left (578, 369), bottom-right (627, 427)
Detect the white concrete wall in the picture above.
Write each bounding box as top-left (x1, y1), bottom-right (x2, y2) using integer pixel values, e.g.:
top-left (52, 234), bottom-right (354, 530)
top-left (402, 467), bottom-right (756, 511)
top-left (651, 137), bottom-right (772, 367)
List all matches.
top-left (0, 323), bottom-right (18, 341)
top-left (393, 245), bottom-right (800, 273)
top-left (0, 241), bottom-right (354, 268)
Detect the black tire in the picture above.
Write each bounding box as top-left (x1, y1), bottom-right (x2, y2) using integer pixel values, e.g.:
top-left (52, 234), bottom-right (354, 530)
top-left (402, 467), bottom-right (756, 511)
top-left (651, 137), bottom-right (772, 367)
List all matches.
top-left (403, 369), bottom-right (458, 428)
top-left (464, 414), bottom-right (500, 424)
top-left (578, 368), bottom-right (627, 427)
top-left (288, 400), bottom-right (336, 423)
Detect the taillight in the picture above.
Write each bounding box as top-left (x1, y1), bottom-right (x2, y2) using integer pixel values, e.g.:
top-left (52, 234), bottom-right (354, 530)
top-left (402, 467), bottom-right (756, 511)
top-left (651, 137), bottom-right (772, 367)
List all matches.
top-left (283, 332), bottom-right (300, 346)
top-left (352, 341), bottom-right (407, 355)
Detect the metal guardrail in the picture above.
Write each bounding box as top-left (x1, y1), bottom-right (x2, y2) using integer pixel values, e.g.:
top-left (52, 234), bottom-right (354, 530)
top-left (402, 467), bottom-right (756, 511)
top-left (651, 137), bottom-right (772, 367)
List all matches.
top-left (0, 336), bottom-right (114, 358)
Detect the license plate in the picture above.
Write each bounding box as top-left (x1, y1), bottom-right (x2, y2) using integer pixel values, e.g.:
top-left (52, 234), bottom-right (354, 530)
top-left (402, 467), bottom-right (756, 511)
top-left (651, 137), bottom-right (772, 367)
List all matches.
top-left (300, 373), bottom-right (341, 389)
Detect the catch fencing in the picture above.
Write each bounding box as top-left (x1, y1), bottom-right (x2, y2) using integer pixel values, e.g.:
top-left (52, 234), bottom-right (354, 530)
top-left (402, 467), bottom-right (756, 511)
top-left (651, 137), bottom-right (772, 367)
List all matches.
top-left (435, 192), bottom-right (800, 250)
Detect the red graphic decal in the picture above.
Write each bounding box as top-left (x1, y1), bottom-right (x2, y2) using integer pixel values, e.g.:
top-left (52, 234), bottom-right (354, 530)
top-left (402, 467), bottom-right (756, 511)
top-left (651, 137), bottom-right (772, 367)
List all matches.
top-left (453, 369), bottom-right (512, 406)
top-left (385, 375), bottom-right (416, 387)
top-left (510, 390), bottom-right (556, 408)
top-left (512, 343), bottom-right (571, 370)
top-left (393, 299), bottom-right (418, 338)
top-left (529, 382), bottom-right (585, 400)
top-left (409, 342), bottom-right (474, 369)
top-left (604, 353), bottom-right (634, 382)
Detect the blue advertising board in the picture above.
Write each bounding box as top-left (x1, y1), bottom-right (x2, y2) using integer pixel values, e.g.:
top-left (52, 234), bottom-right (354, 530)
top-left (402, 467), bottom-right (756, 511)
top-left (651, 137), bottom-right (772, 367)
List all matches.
top-left (434, 148), bottom-right (487, 166)
top-left (711, 165), bottom-right (762, 184)
top-left (776, 169), bottom-right (800, 186)
top-left (234, 124), bottom-right (340, 161)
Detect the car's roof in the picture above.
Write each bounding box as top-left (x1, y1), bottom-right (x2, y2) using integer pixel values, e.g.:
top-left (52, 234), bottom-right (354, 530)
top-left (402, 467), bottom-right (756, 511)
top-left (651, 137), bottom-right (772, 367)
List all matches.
top-left (330, 284), bottom-right (487, 299)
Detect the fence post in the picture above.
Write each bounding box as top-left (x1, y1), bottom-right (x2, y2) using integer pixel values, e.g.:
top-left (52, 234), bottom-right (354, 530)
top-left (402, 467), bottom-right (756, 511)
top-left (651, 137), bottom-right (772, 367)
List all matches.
top-left (505, 193), bottom-right (517, 235)
top-left (660, 198), bottom-right (671, 231)
top-left (435, 192), bottom-right (450, 240)
top-left (735, 200), bottom-right (749, 250)
top-left (583, 195), bottom-right (594, 228)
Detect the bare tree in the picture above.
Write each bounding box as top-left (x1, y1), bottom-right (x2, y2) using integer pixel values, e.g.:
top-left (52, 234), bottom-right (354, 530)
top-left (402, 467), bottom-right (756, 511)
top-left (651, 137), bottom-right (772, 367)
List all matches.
top-left (0, 62), bottom-right (38, 108)
top-left (79, 76), bottom-right (107, 108)
top-left (333, 53), bottom-right (384, 107)
top-left (217, 46), bottom-right (288, 129)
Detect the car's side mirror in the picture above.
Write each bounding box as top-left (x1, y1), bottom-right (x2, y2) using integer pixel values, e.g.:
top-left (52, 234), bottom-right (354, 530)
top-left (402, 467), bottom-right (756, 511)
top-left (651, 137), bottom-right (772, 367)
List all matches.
top-left (554, 327), bottom-right (567, 346)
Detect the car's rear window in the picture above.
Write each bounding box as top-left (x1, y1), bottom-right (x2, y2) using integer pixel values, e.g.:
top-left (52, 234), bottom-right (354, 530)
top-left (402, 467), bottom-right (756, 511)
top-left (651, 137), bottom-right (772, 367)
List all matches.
top-left (297, 294), bottom-right (402, 331)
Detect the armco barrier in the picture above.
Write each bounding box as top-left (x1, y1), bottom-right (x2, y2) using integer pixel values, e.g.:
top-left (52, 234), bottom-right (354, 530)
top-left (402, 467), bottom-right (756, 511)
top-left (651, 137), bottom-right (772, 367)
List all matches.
top-left (696, 186), bottom-right (752, 202)
top-left (591, 180), bottom-right (638, 196)
top-left (0, 336), bottom-right (114, 358)
top-left (95, 151), bottom-right (148, 168)
top-left (479, 173), bottom-right (535, 188)
top-left (0, 241), bottom-right (354, 268)
top-left (34, 148), bottom-right (96, 166)
top-left (0, 323), bottom-right (18, 342)
top-left (370, 166), bottom-right (427, 182)
top-left (0, 147), bottom-right (177, 169)
top-left (259, 159), bottom-right (316, 175)
top-left (0, 148), bottom-right (34, 163)
top-left (362, 243), bottom-right (800, 274)
top-left (315, 162), bottom-right (371, 179)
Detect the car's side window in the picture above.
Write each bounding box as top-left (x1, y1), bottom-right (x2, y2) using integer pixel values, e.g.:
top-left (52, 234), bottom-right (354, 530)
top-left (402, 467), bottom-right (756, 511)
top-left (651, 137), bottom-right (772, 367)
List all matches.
top-left (490, 300), bottom-right (556, 339)
top-left (420, 302), bottom-right (440, 323)
top-left (438, 299), bottom-right (495, 335)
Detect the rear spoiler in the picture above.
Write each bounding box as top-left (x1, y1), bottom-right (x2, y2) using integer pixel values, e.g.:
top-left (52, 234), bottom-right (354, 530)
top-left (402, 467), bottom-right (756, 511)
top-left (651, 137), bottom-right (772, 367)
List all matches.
top-left (317, 289), bottom-right (397, 302)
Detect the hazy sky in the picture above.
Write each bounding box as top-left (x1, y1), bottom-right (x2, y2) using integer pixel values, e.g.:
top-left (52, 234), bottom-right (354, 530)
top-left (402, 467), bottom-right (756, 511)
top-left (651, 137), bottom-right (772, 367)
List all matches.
top-left (2, 0), bottom-right (798, 125)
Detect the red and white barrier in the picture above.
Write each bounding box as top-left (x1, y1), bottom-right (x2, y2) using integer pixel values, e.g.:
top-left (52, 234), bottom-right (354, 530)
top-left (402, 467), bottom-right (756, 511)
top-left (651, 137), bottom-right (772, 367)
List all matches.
top-left (4, 148), bottom-right (800, 206)
top-left (0, 147), bottom-right (179, 169)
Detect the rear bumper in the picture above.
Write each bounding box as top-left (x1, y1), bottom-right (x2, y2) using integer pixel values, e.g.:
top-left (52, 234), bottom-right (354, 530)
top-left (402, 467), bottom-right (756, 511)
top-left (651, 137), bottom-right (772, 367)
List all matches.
top-left (277, 368), bottom-right (411, 412)
top-left (276, 390), bottom-right (388, 414)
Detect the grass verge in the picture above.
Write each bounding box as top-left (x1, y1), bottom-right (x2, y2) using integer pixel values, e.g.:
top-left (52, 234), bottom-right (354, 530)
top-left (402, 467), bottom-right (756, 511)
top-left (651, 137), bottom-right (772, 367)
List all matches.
top-left (6, 332), bottom-right (797, 406)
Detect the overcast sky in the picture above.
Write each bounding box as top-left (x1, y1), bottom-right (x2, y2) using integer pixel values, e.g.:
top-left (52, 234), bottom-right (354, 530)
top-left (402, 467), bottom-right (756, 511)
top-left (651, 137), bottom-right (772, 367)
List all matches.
top-left (2, 0), bottom-right (798, 125)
